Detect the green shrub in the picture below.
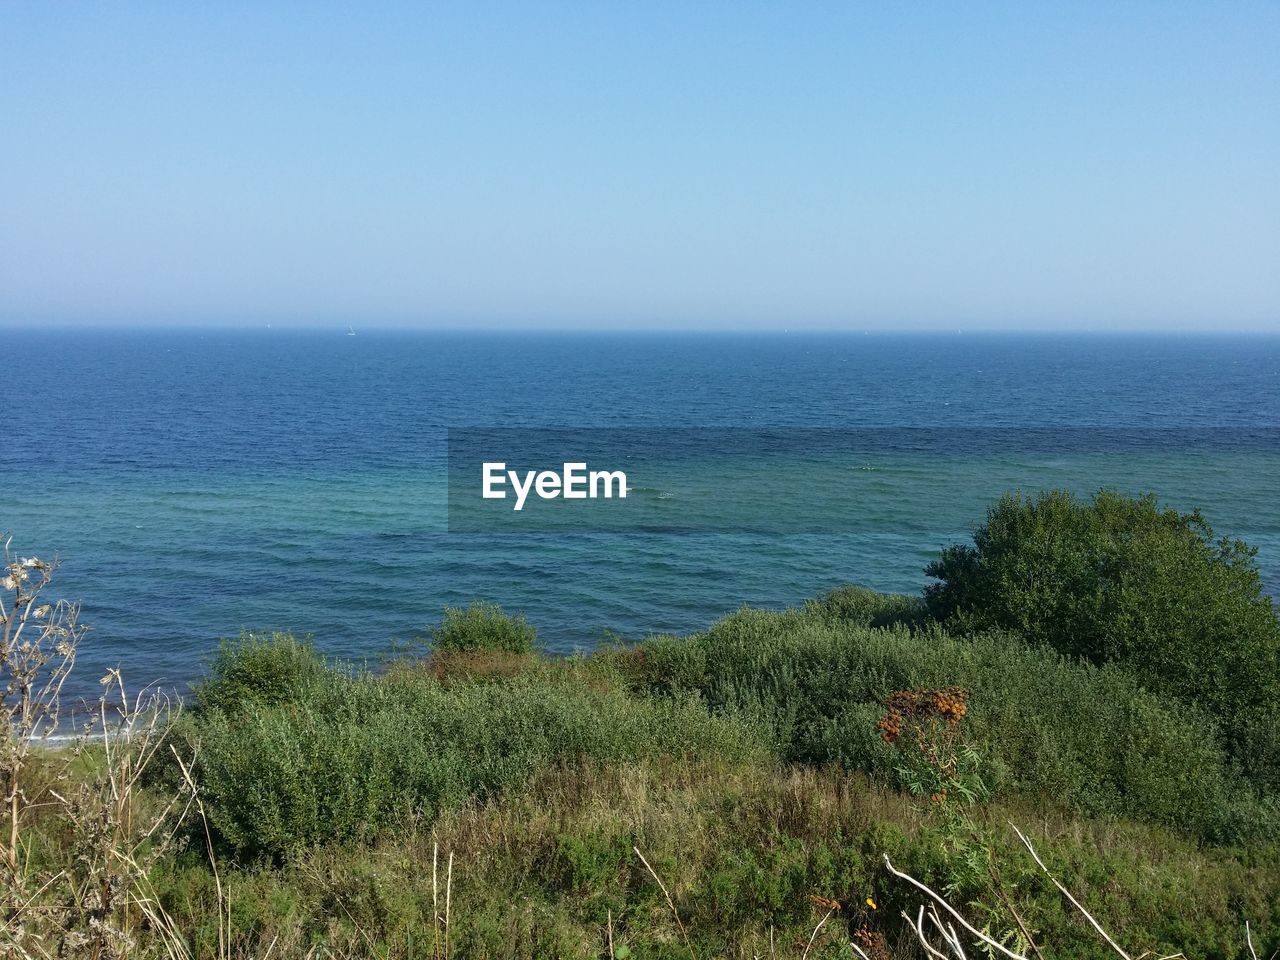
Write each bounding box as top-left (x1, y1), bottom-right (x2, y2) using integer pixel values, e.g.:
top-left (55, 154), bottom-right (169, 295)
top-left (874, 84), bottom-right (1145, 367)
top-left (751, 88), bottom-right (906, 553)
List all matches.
top-left (620, 606), bottom-right (1275, 843)
top-left (193, 631), bottom-right (327, 715)
top-left (1237, 703), bottom-right (1280, 795)
top-left (807, 584), bottom-right (924, 628)
top-left (923, 490), bottom-right (1280, 737)
top-left (431, 602), bottom-right (537, 655)
top-left (180, 640), bottom-right (765, 859)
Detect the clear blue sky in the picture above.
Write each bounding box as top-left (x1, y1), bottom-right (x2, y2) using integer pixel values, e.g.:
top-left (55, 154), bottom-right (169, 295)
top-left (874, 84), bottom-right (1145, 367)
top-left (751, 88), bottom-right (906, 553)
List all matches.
top-left (2, 2), bottom-right (1277, 330)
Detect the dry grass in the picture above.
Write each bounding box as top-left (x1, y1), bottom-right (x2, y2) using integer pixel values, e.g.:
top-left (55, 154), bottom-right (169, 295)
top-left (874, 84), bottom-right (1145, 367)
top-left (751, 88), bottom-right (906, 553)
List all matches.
top-left (1, 539), bottom-right (223, 960)
top-left (1, 678), bottom-right (198, 959)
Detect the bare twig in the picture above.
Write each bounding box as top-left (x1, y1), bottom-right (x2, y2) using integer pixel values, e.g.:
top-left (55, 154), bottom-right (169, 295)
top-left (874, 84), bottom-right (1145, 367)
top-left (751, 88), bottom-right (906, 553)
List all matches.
top-left (885, 854), bottom-right (1029, 960)
top-left (445, 850), bottom-right (454, 960)
top-left (800, 907), bottom-right (835, 959)
top-left (994, 881), bottom-right (1046, 960)
top-left (885, 824), bottom-right (1266, 960)
top-left (1009, 823), bottom-right (1132, 960)
top-left (634, 845), bottom-right (696, 959)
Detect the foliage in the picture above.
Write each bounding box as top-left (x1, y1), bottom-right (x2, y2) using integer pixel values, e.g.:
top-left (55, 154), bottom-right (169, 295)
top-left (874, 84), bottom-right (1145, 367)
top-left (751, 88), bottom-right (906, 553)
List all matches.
top-left (10, 510), bottom-right (1280, 958)
top-left (877, 686), bottom-right (983, 807)
top-left (616, 605), bottom-right (1278, 843)
top-left (178, 636), bottom-right (765, 859)
top-left (808, 585), bottom-right (925, 629)
top-left (193, 630), bottom-right (327, 715)
top-left (430, 602), bottom-right (537, 656)
top-left (877, 688), bottom-right (1034, 953)
top-left (924, 491), bottom-right (1280, 753)
top-left (1237, 702), bottom-right (1280, 795)
top-left (145, 761), bottom-right (1280, 960)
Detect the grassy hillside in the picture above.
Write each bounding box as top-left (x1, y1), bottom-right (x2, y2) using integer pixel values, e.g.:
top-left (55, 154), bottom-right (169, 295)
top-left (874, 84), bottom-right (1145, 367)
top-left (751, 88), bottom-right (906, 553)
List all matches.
top-left (4, 491), bottom-right (1279, 958)
top-left (41, 613), bottom-right (1273, 959)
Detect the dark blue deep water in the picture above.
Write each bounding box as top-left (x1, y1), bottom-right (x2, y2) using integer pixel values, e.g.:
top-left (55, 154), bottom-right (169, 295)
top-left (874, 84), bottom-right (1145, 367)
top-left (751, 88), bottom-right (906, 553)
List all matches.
top-left (2, 329), bottom-right (1278, 700)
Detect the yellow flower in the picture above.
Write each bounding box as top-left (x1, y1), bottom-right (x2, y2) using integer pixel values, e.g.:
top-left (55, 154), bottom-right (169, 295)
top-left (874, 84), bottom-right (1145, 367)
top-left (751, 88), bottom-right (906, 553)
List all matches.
top-left (866, 897), bottom-right (877, 909)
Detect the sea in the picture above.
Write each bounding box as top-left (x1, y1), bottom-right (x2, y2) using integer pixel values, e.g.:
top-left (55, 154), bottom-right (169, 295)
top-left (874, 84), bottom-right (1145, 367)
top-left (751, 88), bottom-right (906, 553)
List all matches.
top-left (2, 329), bottom-right (1278, 703)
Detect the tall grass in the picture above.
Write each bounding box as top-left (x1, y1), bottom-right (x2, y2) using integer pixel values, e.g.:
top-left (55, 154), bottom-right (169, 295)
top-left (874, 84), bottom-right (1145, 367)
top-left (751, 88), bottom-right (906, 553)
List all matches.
top-left (150, 760), bottom-right (1280, 960)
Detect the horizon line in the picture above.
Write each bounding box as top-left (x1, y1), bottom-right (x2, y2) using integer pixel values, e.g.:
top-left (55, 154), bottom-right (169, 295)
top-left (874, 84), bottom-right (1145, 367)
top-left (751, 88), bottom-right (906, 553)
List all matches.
top-left (2, 321), bottom-right (1279, 336)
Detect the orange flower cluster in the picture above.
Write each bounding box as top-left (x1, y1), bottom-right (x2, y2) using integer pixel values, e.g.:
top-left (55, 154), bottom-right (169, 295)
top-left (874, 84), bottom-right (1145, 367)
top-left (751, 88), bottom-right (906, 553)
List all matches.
top-left (877, 685), bottom-right (968, 745)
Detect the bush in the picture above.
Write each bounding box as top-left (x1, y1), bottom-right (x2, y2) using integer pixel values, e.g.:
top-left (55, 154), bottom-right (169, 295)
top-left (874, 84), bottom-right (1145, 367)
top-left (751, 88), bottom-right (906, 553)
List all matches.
top-left (618, 604), bottom-right (1276, 843)
top-left (807, 584), bottom-right (924, 628)
top-left (1237, 703), bottom-right (1280, 795)
top-left (180, 637), bottom-right (765, 859)
top-left (194, 631), bottom-right (327, 715)
top-left (431, 603), bottom-right (537, 655)
top-left (923, 490), bottom-right (1280, 732)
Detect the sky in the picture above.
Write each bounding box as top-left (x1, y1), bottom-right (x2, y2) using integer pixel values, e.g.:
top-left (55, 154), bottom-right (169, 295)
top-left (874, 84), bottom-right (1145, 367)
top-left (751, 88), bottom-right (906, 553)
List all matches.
top-left (1, 2), bottom-right (1277, 331)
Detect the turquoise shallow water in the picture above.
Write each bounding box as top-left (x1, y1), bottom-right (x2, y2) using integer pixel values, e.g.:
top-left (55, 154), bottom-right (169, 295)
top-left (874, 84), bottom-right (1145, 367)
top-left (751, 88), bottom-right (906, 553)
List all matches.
top-left (1, 330), bottom-right (1277, 701)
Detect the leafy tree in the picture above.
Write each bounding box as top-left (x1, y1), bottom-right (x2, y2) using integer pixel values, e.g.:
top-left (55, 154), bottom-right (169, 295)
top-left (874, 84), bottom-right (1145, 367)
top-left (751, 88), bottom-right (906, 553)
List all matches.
top-left (924, 490), bottom-right (1280, 759)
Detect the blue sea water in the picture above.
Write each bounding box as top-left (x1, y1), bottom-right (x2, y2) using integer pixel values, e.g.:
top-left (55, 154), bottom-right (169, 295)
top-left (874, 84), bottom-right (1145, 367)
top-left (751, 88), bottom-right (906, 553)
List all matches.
top-left (2, 329), bottom-right (1278, 702)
